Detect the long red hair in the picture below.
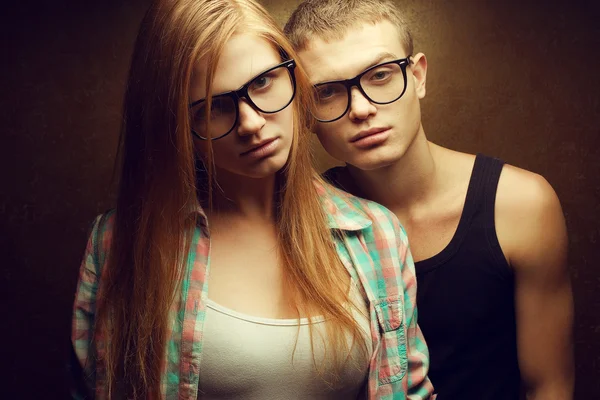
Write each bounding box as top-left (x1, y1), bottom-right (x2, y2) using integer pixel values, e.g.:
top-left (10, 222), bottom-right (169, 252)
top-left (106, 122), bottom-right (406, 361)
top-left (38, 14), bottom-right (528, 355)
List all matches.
top-left (96, 0), bottom-right (367, 398)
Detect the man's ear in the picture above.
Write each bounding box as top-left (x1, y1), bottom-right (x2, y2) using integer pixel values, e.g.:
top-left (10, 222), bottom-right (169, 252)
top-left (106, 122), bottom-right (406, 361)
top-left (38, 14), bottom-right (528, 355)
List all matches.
top-left (411, 52), bottom-right (427, 99)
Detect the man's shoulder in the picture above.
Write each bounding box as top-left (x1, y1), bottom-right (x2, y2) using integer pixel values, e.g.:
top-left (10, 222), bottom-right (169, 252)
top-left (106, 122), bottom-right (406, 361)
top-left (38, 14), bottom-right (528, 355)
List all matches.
top-left (435, 146), bottom-right (558, 210)
top-left (495, 163), bottom-right (565, 267)
top-left (496, 163), bottom-right (560, 217)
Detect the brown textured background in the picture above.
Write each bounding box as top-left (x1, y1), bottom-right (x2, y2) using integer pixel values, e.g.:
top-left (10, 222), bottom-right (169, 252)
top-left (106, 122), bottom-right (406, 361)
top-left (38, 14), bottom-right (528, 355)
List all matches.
top-left (1, 0), bottom-right (598, 398)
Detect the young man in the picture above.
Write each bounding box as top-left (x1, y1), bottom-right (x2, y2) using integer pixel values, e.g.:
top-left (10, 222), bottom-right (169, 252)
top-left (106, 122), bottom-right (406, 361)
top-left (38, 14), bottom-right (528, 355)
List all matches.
top-left (284, 1), bottom-right (574, 399)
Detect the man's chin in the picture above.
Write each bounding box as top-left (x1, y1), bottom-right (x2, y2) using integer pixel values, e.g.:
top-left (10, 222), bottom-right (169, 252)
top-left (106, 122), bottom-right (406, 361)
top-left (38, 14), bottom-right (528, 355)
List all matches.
top-left (347, 157), bottom-right (398, 172)
top-left (346, 154), bottom-right (400, 171)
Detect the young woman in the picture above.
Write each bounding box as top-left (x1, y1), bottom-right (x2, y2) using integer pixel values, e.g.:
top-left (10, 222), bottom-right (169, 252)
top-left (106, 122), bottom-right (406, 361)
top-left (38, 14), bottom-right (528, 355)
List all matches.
top-left (71, 0), bottom-right (434, 399)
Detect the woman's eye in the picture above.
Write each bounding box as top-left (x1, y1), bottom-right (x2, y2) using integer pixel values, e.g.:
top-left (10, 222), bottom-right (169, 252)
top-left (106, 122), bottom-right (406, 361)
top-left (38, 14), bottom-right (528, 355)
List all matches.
top-left (194, 107), bottom-right (207, 121)
top-left (317, 86), bottom-right (340, 100)
top-left (251, 76), bottom-right (272, 90)
top-left (319, 88), bottom-right (333, 99)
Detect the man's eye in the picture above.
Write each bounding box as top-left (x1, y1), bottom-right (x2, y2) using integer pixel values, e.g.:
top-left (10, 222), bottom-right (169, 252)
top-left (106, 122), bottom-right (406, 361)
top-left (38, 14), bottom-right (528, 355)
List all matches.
top-left (371, 70), bottom-right (391, 81)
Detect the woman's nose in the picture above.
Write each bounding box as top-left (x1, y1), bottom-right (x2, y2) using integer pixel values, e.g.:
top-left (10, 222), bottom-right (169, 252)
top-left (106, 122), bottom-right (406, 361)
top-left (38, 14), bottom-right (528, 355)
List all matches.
top-left (236, 99), bottom-right (266, 136)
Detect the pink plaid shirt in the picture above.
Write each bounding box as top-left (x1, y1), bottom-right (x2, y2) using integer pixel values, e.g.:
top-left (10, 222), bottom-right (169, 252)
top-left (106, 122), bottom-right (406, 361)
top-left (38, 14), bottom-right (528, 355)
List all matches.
top-left (72, 181), bottom-right (435, 399)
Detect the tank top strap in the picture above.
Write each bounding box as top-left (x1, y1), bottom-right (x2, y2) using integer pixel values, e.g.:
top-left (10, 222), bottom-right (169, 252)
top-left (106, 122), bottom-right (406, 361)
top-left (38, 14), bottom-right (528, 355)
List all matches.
top-left (464, 153), bottom-right (504, 217)
top-left (473, 154), bottom-right (510, 273)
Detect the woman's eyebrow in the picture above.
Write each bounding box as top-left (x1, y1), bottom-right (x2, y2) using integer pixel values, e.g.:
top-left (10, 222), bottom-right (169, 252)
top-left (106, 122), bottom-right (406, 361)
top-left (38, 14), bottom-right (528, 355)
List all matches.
top-left (190, 60), bottom-right (284, 105)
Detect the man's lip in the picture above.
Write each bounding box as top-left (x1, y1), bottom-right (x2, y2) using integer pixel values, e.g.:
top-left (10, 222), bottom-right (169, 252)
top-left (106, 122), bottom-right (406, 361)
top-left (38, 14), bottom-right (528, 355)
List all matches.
top-left (241, 138), bottom-right (278, 155)
top-left (350, 127), bottom-right (390, 142)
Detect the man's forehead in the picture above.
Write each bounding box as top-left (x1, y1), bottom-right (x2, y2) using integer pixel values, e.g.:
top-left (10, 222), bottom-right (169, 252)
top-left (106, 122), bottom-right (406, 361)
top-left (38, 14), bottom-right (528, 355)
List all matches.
top-left (297, 21), bottom-right (405, 84)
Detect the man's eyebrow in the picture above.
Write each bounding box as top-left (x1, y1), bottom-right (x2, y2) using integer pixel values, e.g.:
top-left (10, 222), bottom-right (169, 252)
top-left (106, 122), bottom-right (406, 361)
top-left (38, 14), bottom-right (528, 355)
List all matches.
top-left (364, 52), bottom-right (399, 69)
top-left (315, 52), bottom-right (399, 84)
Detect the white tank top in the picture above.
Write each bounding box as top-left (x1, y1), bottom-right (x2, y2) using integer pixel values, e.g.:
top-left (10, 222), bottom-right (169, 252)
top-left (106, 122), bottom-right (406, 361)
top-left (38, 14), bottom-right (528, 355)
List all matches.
top-left (198, 283), bottom-right (372, 399)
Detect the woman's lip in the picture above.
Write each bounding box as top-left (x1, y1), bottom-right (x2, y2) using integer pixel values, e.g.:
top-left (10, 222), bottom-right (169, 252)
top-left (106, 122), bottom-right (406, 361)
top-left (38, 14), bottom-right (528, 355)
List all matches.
top-left (241, 137), bottom-right (280, 159)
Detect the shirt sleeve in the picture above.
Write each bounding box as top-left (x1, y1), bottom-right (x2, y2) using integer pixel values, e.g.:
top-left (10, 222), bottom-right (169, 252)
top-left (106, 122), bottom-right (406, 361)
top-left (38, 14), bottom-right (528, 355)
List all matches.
top-left (70, 214), bottom-right (107, 398)
top-left (394, 219), bottom-right (436, 400)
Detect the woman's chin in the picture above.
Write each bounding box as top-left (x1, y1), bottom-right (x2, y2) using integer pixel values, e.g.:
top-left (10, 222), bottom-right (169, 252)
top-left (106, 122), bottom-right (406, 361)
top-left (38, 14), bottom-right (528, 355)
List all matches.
top-left (223, 157), bottom-right (289, 181)
top-left (241, 162), bottom-right (287, 180)
top-left (242, 150), bottom-right (290, 179)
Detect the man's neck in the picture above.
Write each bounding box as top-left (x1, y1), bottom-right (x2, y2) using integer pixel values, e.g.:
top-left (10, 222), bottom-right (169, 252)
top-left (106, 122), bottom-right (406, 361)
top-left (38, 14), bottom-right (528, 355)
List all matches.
top-left (347, 128), bottom-right (440, 213)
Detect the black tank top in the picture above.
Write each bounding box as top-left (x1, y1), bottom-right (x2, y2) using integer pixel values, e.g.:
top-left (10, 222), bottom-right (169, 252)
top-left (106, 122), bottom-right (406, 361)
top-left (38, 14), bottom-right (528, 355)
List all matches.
top-left (415, 154), bottom-right (520, 399)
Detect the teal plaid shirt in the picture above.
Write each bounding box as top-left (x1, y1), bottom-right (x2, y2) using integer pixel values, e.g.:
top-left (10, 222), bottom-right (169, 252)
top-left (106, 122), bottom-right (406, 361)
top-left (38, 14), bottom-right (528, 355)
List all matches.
top-left (72, 181), bottom-right (434, 399)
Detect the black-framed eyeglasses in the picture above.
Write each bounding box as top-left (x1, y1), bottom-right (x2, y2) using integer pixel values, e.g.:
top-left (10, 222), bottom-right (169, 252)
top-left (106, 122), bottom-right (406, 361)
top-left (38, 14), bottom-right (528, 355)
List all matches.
top-left (189, 59), bottom-right (297, 140)
top-left (312, 56), bottom-right (412, 123)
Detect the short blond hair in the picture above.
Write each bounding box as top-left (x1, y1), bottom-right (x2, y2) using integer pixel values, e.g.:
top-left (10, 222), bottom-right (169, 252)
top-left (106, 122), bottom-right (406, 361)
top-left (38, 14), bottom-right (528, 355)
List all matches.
top-left (284, 0), bottom-right (413, 55)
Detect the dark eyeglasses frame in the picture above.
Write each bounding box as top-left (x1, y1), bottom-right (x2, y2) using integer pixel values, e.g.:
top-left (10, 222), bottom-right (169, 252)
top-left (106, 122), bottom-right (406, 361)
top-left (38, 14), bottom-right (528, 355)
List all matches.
top-left (313, 56), bottom-right (412, 123)
top-left (189, 59), bottom-right (297, 140)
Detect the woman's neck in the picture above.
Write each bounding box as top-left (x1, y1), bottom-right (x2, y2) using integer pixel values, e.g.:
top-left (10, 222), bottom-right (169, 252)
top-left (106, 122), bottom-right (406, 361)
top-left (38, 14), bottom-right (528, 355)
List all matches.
top-left (207, 168), bottom-right (278, 222)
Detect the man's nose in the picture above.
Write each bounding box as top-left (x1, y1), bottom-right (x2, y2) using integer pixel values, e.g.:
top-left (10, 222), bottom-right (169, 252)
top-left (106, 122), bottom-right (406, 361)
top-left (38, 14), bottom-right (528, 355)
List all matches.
top-left (348, 86), bottom-right (377, 121)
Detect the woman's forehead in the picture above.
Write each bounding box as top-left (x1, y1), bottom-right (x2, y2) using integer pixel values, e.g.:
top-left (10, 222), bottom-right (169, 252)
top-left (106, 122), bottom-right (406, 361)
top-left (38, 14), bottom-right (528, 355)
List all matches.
top-left (190, 34), bottom-right (281, 100)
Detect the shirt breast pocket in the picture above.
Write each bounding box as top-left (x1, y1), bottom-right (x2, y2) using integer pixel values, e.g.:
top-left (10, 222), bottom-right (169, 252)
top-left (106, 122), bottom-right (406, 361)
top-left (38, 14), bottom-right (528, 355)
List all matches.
top-left (374, 296), bottom-right (408, 384)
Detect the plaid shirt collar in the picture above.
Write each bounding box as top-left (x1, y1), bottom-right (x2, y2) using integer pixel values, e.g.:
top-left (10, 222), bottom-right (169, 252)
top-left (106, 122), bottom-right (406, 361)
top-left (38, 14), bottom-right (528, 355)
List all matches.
top-left (191, 180), bottom-right (372, 232)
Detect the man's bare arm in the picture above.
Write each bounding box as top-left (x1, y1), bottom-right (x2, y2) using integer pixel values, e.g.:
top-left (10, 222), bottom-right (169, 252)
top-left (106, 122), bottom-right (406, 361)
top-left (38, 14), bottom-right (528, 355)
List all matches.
top-left (496, 166), bottom-right (574, 400)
